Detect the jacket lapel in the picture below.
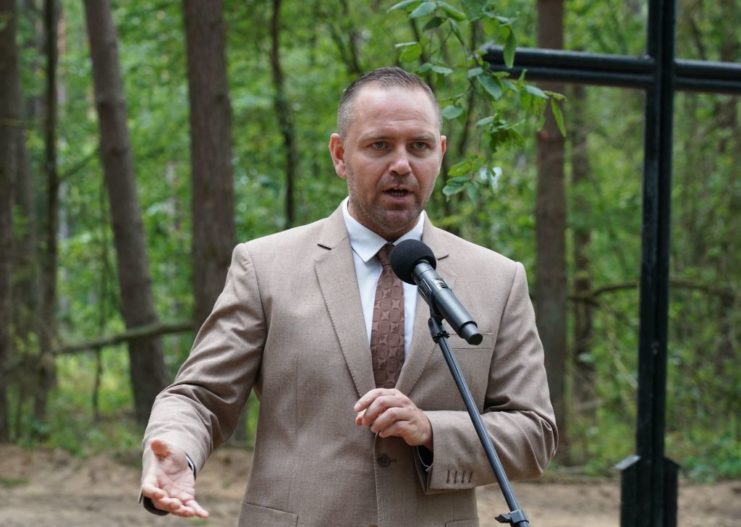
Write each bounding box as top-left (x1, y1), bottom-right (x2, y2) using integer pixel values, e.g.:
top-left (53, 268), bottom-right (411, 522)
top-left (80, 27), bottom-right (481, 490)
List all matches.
top-left (396, 220), bottom-right (455, 395)
top-left (314, 207), bottom-right (376, 398)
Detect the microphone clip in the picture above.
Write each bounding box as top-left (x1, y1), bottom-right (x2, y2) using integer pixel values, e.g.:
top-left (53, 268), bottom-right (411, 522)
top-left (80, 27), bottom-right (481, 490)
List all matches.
top-left (427, 314), bottom-right (450, 343)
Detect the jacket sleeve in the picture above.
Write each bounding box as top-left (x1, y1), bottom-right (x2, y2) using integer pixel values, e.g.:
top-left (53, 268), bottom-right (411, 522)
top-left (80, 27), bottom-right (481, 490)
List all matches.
top-left (415, 262), bottom-right (558, 492)
top-left (142, 243), bottom-right (266, 473)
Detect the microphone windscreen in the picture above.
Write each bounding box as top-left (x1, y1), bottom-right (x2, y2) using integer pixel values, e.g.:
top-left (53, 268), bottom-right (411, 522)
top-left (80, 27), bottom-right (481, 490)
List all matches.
top-left (390, 239), bottom-right (436, 284)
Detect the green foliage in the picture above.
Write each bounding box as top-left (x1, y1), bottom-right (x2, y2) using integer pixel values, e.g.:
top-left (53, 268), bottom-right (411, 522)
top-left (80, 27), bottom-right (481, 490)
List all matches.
top-left (5, 0), bottom-right (737, 485)
top-left (388, 0), bottom-right (566, 199)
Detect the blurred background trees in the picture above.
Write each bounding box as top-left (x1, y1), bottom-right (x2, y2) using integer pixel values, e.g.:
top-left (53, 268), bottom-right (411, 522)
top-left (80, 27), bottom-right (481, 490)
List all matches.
top-left (0, 0), bottom-right (737, 480)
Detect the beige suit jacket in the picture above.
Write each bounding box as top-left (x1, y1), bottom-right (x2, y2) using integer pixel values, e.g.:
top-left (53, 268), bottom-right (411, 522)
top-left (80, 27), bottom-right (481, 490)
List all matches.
top-left (144, 206), bottom-right (557, 527)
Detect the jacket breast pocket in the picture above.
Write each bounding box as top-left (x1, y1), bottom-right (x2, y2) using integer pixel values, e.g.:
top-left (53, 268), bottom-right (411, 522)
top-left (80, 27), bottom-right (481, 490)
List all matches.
top-left (239, 502), bottom-right (298, 527)
top-left (446, 333), bottom-right (494, 404)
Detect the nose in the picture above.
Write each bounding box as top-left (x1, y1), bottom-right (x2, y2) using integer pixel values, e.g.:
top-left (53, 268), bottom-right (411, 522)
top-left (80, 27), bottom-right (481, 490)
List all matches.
top-left (388, 146), bottom-right (412, 176)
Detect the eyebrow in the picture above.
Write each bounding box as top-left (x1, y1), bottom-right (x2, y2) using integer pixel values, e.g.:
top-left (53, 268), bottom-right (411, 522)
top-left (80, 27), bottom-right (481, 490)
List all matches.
top-left (360, 132), bottom-right (436, 142)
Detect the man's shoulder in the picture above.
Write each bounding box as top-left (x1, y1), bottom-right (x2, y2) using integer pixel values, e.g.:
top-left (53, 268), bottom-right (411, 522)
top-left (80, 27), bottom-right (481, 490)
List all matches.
top-left (232, 213), bottom-right (340, 265)
top-left (429, 225), bottom-right (519, 270)
top-left (245, 217), bottom-right (328, 248)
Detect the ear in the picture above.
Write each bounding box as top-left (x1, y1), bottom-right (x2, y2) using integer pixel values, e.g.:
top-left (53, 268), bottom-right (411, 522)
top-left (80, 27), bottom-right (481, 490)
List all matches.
top-left (440, 135), bottom-right (447, 157)
top-left (328, 133), bottom-right (347, 180)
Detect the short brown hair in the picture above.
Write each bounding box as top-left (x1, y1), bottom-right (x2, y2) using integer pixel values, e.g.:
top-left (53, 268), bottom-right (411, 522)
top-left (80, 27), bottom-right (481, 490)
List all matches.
top-left (337, 67), bottom-right (440, 137)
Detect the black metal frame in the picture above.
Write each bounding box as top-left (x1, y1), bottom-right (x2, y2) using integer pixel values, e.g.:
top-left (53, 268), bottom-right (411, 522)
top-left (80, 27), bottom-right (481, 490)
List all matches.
top-left (484, 1), bottom-right (740, 526)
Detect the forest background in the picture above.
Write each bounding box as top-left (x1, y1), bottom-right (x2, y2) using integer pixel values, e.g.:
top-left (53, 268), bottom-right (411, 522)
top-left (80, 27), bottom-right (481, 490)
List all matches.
top-left (0, 0), bottom-right (738, 490)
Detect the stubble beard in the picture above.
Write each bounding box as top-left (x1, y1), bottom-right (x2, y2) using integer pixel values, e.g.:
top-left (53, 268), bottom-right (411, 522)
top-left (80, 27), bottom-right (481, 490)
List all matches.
top-left (346, 166), bottom-right (422, 240)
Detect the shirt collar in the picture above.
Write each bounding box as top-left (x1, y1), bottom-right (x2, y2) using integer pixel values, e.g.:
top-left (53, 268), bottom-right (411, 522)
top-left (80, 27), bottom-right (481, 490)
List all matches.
top-left (341, 197), bottom-right (425, 263)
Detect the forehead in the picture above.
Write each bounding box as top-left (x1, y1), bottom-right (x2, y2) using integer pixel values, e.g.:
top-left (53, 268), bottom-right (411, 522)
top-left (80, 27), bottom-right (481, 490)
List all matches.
top-left (347, 86), bottom-right (440, 137)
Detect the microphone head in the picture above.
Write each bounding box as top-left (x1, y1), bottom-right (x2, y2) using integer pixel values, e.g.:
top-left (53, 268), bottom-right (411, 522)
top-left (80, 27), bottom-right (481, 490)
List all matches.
top-left (390, 239), bottom-right (436, 284)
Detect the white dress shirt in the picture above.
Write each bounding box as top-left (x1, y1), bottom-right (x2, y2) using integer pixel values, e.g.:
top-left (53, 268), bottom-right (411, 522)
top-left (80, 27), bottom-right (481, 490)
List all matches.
top-left (341, 197), bottom-right (423, 356)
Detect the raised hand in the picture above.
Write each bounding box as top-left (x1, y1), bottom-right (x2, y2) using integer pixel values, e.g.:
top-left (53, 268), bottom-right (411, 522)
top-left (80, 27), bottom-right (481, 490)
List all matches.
top-left (140, 438), bottom-right (209, 518)
top-left (354, 388), bottom-right (433, 449)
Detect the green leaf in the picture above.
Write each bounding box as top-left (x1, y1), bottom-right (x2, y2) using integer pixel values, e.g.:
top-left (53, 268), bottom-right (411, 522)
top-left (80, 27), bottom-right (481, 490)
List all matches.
top-left (388, 0), bottom-right (423, 13)
top-left (448, 19), bottom-right (465, 47)
top-left (467, 67), bottom-right (484, 78)
top-left (394, 41), bottom-right (419, 48)
top-left (466, 183), bottom-right (478, 201)
top-left (503, 28), bottom-right (516, 68)
top-left (550, 98), bottom-right (567, 136)
top-left (460, 0), bottom-right (484, 21)
top-left (410, 1), bottom-right (437, 18)
top-left (431, 64), bottom-right (453, 75)
top-left (442, 176), bottom-right (469, 197)
top-left (422, 16), bottom-right (446, 31)
top-left (477, 75), bottom-right (503, 100)
top-left (442, 183), bottom-right (465, 197)
top-left (524, 84), bottom-right (548, 99)
top-left (476, 116), bottom-right (495, 127)
top-left (448, 160), bottom-right (472, 177)
top-left (416, 62), bottom-right (433, 73)
top-left (487, 166), bottom-right (503, 191)
top-left (442, 105), bottom-right (464, 120)
top-left (398, 42), bottom-right (423, 62)
top-left (502, 78), bottom-right (518, 93)
top-left (439, 2), bottom-right (467, 21)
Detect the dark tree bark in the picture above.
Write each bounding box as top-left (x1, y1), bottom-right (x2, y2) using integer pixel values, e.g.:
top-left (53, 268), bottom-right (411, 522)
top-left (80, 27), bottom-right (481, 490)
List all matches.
top-left (535, 0), bottom-right (568, 458)
top-left (182, 0), bottom-right (236, 327)
top-left (324, 0), bottom-right (363, 77)
top-left (83, 0), bottom-right (166, 426)
top-left (35, 0), bottom-right (60, 428)
top-left (570, 84), bottom-right (595, 424)
top-left (270, 0), bottom-right (299, 227)
top-left (0, 0), bottom-right (23, 443)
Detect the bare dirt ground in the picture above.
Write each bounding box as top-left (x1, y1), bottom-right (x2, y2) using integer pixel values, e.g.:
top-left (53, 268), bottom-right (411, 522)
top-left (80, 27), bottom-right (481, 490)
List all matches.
top-left (1, 445), bottom-right (738, 527)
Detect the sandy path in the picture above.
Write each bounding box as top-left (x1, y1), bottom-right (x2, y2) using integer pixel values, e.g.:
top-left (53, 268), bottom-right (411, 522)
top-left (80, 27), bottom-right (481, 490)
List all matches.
top-left (1, 446), bottom-right (738, 526)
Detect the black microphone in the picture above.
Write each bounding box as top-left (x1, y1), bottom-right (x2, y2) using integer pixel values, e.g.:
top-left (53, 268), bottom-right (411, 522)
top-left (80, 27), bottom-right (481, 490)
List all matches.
top-left (390, 240), bottom-right (483, 345)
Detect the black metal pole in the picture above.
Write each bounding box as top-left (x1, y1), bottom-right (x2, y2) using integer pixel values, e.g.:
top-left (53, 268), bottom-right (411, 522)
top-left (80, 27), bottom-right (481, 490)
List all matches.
top-left (483, 47), bottom-right (741, 94)
top-left (427, 314), bottom-right (529, 527)
top-left (617, 0), bottom-right (679, 526)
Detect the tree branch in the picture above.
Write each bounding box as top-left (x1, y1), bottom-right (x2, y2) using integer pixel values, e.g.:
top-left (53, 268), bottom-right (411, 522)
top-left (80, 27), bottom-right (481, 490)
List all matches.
top-left (54, 320), bottom-right (194, 355)
top-left (567, 279), bottom-right (736, 305)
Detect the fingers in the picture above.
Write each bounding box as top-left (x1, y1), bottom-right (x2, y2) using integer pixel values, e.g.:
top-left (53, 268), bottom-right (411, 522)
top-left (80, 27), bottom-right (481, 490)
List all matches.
top-left (186, 498), bottom-right (210, 518)
top-left (142, 488), bottom-right (209, 518)
top-left (354, 389), bottom-right (408, 426)
top-left (353, 389), bottom-right (432, 448)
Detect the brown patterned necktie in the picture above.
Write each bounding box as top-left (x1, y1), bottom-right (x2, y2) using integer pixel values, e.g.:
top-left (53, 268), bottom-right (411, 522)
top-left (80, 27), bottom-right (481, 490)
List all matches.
top-left (370, 243), bottom-right (405, 389)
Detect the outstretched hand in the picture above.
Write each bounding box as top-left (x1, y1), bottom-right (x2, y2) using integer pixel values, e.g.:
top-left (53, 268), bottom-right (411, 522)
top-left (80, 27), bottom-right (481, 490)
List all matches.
top-left (140, 438), bottom-right (209, 518)
top-left (354, 388), bottom-right (433, 449)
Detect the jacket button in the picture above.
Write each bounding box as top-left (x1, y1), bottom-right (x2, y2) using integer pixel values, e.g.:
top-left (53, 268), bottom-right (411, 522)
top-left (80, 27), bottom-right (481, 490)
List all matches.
top-left (376, 454), bottom-right (392, 467)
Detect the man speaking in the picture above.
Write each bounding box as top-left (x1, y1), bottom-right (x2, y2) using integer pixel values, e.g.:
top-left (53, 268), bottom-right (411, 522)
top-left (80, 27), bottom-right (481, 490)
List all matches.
top-left (140, 67), bottom-right (557, 526)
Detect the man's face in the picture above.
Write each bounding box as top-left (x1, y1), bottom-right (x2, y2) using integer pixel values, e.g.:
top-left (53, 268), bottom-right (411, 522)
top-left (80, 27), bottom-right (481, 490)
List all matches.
top-left (329, 86), bottom-right (447, 241)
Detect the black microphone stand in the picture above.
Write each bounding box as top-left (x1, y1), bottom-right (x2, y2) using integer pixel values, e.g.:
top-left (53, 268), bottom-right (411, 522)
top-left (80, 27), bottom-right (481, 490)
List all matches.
top-left (427, 310), bottom-right (530, 527)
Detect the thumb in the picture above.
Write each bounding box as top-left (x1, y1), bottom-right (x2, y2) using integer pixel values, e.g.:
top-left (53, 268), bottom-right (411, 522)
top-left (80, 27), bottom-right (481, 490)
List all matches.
top-left (149, 438), bottom-right (172, 460)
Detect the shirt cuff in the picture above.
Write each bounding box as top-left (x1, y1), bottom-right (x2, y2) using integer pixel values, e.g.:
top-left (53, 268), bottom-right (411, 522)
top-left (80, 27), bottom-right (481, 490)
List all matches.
top-left (416, 445), bottom-right (434, 471)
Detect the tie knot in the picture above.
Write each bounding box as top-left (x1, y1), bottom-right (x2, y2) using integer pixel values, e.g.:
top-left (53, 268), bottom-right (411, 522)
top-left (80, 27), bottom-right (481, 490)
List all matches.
top-left (376, 244), bottom-right (394, 267)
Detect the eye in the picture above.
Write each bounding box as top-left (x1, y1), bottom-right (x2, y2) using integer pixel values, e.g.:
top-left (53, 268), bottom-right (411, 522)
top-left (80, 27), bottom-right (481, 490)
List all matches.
top-left (410, 141), bottom-right (430, 151)
top-left (370, 141), bottom-right (388, 151)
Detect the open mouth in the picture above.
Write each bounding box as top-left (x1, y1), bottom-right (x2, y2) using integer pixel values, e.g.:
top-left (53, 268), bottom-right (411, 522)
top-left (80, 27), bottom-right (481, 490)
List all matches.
top-left (385, 188), bottom-right (411, 198)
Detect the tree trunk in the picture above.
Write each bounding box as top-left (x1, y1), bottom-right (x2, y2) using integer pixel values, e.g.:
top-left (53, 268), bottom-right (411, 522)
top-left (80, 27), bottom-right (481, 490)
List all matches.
top-left (713, 0), bottom-right (738, 371)
top-left (535, 0), bottom-right (568, 458)
top-left (570, 84), bottom-right (595, 429)
top-left (270, 0), bottom-right (298, 227)
top-left (182, 0), bottom-right (236, 327)
top-left (83, 0), bottom-right (166, 426)
top-left (0, 0), bottom-right (22, 443)
top-left (35, 0), bottom-right (60, 429)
